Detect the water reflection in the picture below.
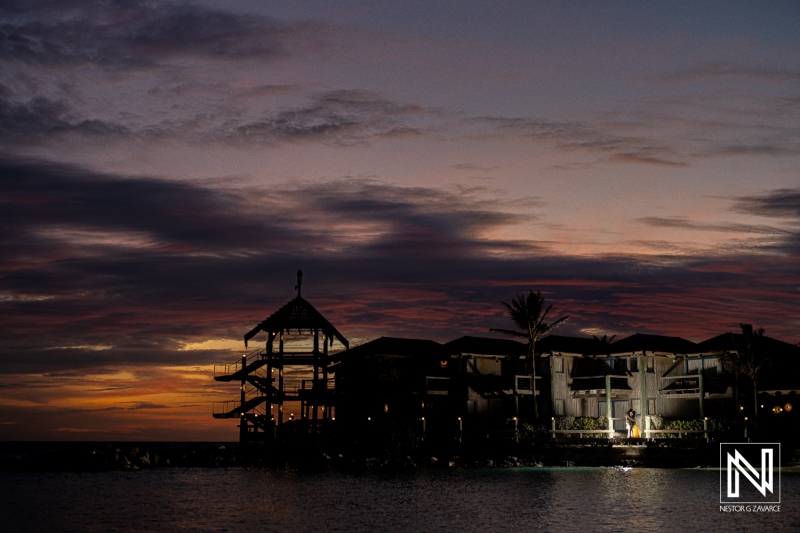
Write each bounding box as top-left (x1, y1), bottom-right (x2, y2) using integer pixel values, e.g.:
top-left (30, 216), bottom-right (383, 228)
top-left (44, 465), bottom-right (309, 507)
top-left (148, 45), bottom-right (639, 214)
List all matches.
top-left (0, 467), bottom-right (796, 532)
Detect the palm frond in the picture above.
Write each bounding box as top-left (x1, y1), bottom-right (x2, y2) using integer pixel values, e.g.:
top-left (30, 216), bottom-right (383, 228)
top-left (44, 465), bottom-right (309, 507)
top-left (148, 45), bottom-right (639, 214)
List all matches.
top-left (489, 327), bottom-right (529, 340)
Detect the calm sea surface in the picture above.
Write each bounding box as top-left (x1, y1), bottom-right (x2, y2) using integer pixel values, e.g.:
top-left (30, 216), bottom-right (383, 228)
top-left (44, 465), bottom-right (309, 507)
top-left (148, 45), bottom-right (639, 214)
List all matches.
top-left (1, 467), bottom-right (797, 532)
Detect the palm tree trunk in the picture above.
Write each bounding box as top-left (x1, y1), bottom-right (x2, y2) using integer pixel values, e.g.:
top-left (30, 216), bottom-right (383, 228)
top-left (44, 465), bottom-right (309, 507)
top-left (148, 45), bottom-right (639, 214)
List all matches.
top-left (530, 341), bottom-right (538, 420)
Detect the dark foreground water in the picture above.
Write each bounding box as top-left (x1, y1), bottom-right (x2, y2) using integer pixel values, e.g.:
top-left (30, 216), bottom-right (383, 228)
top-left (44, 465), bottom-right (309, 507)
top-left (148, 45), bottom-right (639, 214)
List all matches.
top-left (1, 467), bottom-right (798, 532)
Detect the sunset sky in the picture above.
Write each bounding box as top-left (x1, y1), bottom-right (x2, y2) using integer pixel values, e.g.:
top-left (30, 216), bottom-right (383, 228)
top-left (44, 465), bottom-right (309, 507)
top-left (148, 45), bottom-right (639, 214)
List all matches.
top-left (1, 1), bottom-right (799, 441)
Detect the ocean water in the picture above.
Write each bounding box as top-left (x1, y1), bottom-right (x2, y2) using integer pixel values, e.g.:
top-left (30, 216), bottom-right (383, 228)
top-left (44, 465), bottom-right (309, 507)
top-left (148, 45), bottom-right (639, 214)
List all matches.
top-left (1, 467), bottom-right (797, 532)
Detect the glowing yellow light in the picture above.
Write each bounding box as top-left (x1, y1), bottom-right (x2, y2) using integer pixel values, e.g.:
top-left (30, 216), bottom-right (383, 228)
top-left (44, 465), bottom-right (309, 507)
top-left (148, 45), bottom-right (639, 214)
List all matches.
top-left (785, 403), bottom-right (792, 412)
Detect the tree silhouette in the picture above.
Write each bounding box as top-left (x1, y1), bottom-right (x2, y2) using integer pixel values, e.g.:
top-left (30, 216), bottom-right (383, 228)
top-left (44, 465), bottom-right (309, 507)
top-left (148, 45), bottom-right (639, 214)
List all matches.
top-left (722, 323), bottom-right (770, 417)
top-left (593, 334), bottom-right (616, 350)
top-left (490, 291), bottom-right (569, 420)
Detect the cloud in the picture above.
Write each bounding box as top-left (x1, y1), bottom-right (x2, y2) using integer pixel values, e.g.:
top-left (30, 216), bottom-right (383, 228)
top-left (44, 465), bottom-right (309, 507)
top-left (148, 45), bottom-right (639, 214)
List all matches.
top-left (54, 427), bottom-right (111, 433)
top-left (0, 95), bottom-right (129, 142)
top-left (467, 115), bottom-right (690, 167)
top-left (733, 188), bottom-right (800, 219)
top-left (637, 216), bottom-right (792, 236)
top-left (225, 90), bottom-right (430, 145)
top-left (655, 62), bottom-right (800, 84)
top-left (611, 153), bottom-right (688, 167)
top-left (0, 1), bottom-right (316, 68)
top-left (1, 155), bottom-right (799, 376)
top-left (451, 163), bottom-right (500, 172)
top-left (124, 402), bottom-right (169, 411)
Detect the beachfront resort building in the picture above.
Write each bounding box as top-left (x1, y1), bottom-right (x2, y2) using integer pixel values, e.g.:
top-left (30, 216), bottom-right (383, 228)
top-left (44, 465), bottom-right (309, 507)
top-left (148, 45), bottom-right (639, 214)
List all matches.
top-left (211, 282), bottom-right (799, 443)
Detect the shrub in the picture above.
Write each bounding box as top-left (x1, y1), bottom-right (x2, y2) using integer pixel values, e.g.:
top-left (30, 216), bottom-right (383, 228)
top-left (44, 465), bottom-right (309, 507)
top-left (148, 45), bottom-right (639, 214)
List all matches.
top-left (553, 416), bottom-right (609, 437)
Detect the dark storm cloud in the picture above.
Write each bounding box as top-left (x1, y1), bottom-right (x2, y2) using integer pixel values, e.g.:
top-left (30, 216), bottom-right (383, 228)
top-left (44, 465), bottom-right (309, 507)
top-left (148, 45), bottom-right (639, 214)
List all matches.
top-left (2, 155), bottom-right (798, 374)
top-left (0, 0), bottom-right (313, 68)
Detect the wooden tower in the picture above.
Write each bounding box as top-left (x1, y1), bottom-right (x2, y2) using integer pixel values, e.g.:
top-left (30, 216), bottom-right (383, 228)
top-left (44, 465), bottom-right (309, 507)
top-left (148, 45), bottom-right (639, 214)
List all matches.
top-left (213, 271), bottom-right (348, 443)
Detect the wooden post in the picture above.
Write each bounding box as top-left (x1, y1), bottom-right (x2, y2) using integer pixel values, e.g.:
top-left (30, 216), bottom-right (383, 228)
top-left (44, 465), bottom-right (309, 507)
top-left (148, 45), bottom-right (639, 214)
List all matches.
top-left (698, 372), bottom-right (705, 419)
top-left (240, 354), bottom-right (247, 442)
top-left (313, 328), bottom-right (319, 422)
top-left (645, 414), bottom-right (651, 440)
top-left (266, 333), bottom-right (273, 424)
top-left (513, 375), bottom-right (520, 418)
top-left (278, 331), bottom-right (284, 425)
top-left (549, 356), bottom-right (556, 419)
top-left (638, 354), bottom-right (648, 420)
top-left (323, 334), bottom-right (329, 420)
top-left (606, 374), bottom-right (613, 438)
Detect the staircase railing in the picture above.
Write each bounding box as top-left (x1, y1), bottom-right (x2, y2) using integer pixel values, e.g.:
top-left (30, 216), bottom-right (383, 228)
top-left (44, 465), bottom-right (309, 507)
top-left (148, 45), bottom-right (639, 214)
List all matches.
top-left (214, 348), bottom-right (265, 378)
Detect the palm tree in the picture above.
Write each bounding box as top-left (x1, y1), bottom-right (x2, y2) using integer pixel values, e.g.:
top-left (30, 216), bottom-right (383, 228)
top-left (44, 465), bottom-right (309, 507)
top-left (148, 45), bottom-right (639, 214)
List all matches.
top-left (490, 290), bottom-right (569, 420)
top-left (593, 334), bottom-right (616, 348)
top-left (722, 323), bottom-right (770, 417)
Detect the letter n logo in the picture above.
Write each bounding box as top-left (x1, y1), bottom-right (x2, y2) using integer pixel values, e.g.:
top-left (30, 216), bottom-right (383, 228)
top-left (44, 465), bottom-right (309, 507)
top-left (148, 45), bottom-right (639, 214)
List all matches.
top-left (720, 443), bottom-right (780, 504)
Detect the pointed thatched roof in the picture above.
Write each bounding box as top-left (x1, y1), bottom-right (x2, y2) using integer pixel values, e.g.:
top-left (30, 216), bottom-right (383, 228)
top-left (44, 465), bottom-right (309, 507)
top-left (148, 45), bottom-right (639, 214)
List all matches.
top-left (244, 296), bottom-right (348, 349)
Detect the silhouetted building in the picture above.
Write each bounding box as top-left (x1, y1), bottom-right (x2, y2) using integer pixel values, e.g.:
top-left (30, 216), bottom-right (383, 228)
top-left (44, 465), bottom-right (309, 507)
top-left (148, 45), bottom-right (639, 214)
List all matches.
top-left (331, 337), bottom-right (452, 435)
top-left (443, 336), bottom-right (528, 429)
top-left (212, 272), bottom-right (348, 443)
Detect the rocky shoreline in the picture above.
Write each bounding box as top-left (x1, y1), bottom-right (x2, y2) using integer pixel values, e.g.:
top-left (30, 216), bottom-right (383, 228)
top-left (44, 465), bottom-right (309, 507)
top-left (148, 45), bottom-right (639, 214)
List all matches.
top-left (0, 439), bottom-right (737, 472)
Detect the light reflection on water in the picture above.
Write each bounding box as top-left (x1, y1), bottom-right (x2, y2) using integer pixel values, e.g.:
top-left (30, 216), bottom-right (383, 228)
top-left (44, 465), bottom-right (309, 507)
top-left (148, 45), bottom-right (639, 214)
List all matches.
top-left (0, 467), bottom-right (797, 532)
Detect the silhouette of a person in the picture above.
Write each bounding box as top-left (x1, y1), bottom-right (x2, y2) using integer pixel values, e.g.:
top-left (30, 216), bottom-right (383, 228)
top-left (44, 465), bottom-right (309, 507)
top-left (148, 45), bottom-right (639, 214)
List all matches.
top-left (626, 409), bottom-right (636, 438)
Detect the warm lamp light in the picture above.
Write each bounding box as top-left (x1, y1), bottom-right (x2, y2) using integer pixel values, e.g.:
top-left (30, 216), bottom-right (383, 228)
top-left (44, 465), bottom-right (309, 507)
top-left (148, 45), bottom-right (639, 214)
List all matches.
top-left (785, 403), bottom-right (793, 412)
